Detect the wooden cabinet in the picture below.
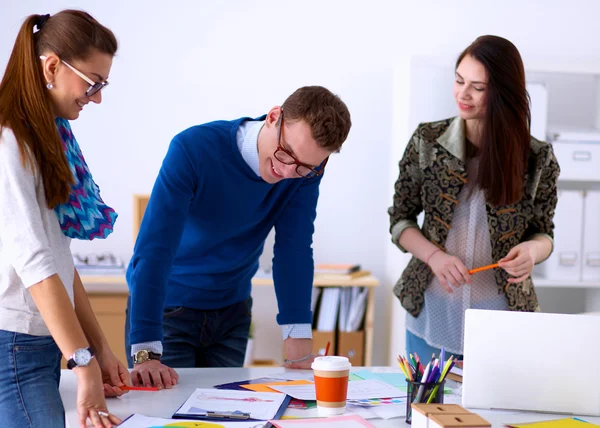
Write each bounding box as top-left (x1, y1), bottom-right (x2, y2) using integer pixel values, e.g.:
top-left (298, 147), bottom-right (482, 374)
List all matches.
top-left (88, 293), bottom-right (129, 364)
top-left (62, 291), bottom-right (128, 368)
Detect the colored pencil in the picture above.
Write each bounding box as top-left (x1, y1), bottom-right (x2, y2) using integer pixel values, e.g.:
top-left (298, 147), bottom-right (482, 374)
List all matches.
top-left (468, 263), bottom-right (499, 275)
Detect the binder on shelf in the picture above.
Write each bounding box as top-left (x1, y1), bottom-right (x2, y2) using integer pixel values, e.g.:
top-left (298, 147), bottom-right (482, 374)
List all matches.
top-left (316, 287), bottom-right (341, 332)
top-left (338, 287), bottom-right (368, 333)
top-left (310, 287), bottom-right (322, 315)
top-left (338, 330), bottom-right (364, 366)
top-left (312, 330), bottom-right (335, 357)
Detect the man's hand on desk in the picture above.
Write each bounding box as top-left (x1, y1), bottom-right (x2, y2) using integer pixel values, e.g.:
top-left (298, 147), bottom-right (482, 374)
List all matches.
top-left (132, 360), bottom-right (179, 389)
top-left (283, 337), bottom-right (315, 369)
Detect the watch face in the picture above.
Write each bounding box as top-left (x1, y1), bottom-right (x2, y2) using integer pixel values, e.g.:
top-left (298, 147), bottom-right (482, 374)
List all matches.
top-left (134, 350), bottom-right (149, 364)
top-left (73, 348), bottom-right (92, 366)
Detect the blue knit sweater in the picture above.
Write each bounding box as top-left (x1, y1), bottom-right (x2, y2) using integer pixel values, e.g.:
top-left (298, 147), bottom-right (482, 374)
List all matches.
top-left (127, 117), bottom-right (321, 344)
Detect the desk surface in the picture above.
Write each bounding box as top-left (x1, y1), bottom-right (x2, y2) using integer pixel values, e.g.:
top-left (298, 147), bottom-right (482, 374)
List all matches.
top-left (59, 367), bottom-right (600, 427)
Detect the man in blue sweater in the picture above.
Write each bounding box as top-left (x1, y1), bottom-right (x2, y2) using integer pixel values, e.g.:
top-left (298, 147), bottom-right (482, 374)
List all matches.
top-left (126, 86), bottom-right (352, 388)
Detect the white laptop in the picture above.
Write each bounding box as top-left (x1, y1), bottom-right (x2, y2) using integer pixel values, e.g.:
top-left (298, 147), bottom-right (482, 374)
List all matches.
top-left (462, 309), bottom-right (600, 416)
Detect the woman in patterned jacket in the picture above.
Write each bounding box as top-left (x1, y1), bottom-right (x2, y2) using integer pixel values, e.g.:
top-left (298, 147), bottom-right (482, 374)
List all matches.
top-left (0, 10), bottom-right (128, 427)
top-left (388, 35), bottom-right (560, 359)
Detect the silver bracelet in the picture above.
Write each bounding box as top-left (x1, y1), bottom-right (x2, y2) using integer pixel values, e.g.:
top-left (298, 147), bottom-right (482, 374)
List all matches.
top-left (284, 352), bottom-right (315, 365)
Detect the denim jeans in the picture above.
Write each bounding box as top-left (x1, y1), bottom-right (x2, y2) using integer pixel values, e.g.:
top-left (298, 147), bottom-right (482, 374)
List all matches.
top-left (405, 329), bottom-right (464, 361)
top-left (0, 330), bottom-right (64, 428)
top-left (125, 296), bottom-right (252, 368)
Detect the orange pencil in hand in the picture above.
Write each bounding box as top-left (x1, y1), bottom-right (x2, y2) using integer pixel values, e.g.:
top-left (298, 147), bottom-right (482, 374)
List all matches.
top-left (468, 263), bottom-right (499, 275)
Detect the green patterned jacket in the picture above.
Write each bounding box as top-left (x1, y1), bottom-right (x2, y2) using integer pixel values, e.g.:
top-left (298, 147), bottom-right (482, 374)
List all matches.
top-left (388, 117), bottom-right (560, 317)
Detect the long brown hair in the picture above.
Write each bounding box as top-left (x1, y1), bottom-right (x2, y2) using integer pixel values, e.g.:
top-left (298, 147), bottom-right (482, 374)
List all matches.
top-left (457, 35), bottom-right (531, 206)
top-left (0, 10), bottom-right (117, 208)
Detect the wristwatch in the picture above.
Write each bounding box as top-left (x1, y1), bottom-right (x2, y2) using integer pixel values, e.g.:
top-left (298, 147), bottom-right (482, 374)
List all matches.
top-left (133, 349), bottom-right (162, 364)
top-left (67, 347), bottom-right (95, 369)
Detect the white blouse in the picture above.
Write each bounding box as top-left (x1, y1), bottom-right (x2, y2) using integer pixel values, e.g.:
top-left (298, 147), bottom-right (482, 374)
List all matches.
top-left (406, 162), bottom-right (509, 355)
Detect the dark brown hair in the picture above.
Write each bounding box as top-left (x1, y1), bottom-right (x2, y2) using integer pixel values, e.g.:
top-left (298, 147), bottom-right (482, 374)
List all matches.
top-left (457, 35), bottom-right (531, 206)
top-left (0, 10), bottom-right (117, 208)
top-left (282, 86), bottom-right (352, 152)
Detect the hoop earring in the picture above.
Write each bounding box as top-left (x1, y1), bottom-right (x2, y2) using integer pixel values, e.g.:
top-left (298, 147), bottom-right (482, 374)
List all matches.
top-left (46, 82), bottom-right (54, 90)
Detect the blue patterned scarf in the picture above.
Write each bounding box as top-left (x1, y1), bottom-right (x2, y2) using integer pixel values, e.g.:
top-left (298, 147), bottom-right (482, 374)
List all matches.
top-left (54, 118), bottom-right (117, 240)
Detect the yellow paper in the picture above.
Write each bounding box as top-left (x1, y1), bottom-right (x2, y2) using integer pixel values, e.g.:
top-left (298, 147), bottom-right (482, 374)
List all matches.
top-left (240, 380), bottom-right (313, 393)
top-left (507, 418), bottom-right (600, 428)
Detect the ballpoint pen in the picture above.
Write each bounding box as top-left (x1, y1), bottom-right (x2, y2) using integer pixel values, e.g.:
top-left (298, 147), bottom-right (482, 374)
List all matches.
top-left (206, 411), bottom-right (251, 420)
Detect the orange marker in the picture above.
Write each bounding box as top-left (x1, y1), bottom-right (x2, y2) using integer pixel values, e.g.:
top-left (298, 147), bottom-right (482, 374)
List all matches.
top-left (468, 263), bottom-right (499, 275)
top-left (119, 385), bottom-right (159, 391)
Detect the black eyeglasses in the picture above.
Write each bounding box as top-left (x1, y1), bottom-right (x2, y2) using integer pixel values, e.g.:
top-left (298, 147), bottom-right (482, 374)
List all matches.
top-left (61, 60), bottom-right (109, 97)
top-left (273, 114), bottom-right (328, 178)
top-left (41, 55), bottom-right (109, 97)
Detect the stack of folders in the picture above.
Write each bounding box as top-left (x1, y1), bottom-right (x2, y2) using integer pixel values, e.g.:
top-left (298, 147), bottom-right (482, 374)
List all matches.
top-left (314, 287), bottom-right (368, 332)
top-left (338, 287), bottom-right (368, 333)
top-left (312, 287), bottom-right (369, 365)
top-left (316, 288), bottom-right (341, 332)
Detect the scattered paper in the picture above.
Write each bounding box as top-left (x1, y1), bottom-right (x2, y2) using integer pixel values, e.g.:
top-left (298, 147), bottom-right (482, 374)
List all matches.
top-left (352, 369), bottom-right (405, 387)
top-left (241, 380), bottom-right (313, 393)
top-left (269, 379), bottom-right (403, 401)
top-left (270, 414), bottom-right (376, 427)
top-left (347, 403), bottom-right (406, 420)
top-left (173, 388), bottom-right (287, 421)
top-left (267, 370), bottom-right (315, 382)
top-left (118, 413), bottom-right (265, 427)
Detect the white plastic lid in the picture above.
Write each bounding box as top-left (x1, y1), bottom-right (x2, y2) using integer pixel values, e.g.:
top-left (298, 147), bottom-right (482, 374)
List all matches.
top-left (311, 356), bottom-right (352, 371)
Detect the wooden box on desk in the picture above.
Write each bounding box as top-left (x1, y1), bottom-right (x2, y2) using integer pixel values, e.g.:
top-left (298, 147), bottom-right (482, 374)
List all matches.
top-left (337, 330), bottom-right (364, 366)
top-left (312, 330), bottom-right (335, 356)
top-left (429, 414), bottom-right (491, 428)
top-left (411, 404), bottom-right (471, 428)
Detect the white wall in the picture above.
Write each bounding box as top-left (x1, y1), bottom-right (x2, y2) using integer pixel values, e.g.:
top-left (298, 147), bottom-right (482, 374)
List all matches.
top-left (2, 0), bottom-right (600, 366)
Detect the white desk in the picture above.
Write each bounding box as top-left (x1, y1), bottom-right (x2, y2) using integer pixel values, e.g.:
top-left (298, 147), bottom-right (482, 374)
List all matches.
top-left (59, 367), bottom-right (600, 427)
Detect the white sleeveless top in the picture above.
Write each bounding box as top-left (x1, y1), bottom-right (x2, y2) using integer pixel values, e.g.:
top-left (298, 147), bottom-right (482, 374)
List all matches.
top-left (406, 161), bottom-right (509, 355)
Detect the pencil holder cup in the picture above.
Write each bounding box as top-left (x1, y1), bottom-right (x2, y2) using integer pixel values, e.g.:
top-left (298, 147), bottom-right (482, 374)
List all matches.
top-left (405, 379), bottom-right (445, 424)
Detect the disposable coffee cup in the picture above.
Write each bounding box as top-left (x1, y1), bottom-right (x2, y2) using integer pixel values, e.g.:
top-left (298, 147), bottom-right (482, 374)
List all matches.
top-left (311, 356), bottom-right (352, 416)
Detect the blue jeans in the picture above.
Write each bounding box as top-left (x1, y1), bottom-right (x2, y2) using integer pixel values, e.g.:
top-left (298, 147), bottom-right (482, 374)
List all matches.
top-left (125, 296), bottom-right (252, 368)
top-left (0, 330), bottom-right (64, 428)
top-left (405, 329), bottom-right (464, 361)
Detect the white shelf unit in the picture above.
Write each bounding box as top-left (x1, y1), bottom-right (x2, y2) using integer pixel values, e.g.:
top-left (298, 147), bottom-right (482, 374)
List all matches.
top-left (527, 66), bottom-right (600, 296)
top-left (532, 277), bottom-right (600, 288)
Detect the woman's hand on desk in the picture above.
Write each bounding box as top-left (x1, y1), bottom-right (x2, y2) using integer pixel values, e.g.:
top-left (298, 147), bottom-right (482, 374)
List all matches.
top-left (427, 251), bottom-right (471, 292)
top-left (499, 241), bottom-right (537, 283)
top-left (75, 360), bottom-right (122, 428)
top-left (96, 348), bottom-right (131, 397)
top-left (132, 360), bottom-right (179, 389)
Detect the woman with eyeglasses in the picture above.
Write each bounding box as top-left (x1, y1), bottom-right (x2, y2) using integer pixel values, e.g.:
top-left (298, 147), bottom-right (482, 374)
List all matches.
top-left (0, 10), bottom-right (128, 428)
top-left (389, 35), bottom-right (560, 360)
